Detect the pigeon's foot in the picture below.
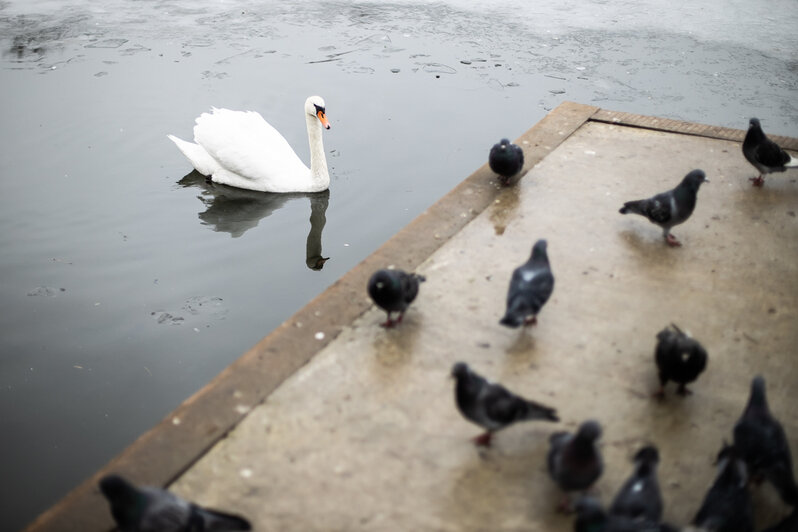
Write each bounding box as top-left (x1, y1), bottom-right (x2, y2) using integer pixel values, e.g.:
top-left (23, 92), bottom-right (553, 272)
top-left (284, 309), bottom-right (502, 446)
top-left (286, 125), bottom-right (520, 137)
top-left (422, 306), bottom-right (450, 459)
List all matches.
top-left (472, 432), bottom-right (493, 447)
top-left (676, 383), bottom-right (693, 396)
top-left (749, 175), bottom-right (765, 187)
top-left (665, 234), bottom-right (682, 247)
top-left (499, 176), bottom-right (511, 187)
top-left (523, 315), bottom-right (538, 326)
top-left (380, 313), bottom-right (396, 328)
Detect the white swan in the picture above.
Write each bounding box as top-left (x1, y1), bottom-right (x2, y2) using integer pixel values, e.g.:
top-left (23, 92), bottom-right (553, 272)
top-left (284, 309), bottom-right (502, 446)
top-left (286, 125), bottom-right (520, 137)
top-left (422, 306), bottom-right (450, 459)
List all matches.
top-left (167, 96), bottom-right (331, 193)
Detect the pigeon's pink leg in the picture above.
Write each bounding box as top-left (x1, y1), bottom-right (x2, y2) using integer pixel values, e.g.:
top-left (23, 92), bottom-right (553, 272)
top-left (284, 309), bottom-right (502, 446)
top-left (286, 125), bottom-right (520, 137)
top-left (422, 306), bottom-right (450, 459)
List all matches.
top-left (523, 315), bottom-right (538, 326)
top-left (665, 233), bottom-right (682, 247)
top-left (472, 432), bottom-right (493, 447)
top-left (749, 175), bottom-right (765, 187)
top-left (677, 383), bottom-right (693, 396)
top-left (652, 386), bottom-right (666, 400)
top-left (380, 313), bottom-right (396, 328)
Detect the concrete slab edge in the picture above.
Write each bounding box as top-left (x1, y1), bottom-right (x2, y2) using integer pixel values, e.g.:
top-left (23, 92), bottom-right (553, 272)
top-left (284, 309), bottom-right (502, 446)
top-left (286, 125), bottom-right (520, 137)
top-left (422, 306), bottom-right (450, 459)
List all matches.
top-left (590, 109), bottom-right (798, 151)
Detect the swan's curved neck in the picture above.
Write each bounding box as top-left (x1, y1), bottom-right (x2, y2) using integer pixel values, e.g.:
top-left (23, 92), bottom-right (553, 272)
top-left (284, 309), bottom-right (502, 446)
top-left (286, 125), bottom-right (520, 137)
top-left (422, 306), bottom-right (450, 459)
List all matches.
top-left (306, 113), bottom-right (329, 184)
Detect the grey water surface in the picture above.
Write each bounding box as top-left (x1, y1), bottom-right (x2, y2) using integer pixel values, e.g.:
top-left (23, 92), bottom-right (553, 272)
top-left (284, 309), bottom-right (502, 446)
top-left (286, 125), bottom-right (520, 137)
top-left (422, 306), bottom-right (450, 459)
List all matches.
top-left (1, 0), bottom-right (796, 529)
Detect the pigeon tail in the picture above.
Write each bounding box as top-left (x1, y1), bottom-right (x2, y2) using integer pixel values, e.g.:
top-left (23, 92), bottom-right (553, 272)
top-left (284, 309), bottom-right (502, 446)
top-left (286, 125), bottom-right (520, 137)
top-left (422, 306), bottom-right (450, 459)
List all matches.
top-left (520, 401), bottom-right (559, 423)
top-left (499, 305), bottom-right (526, 328)
top-left (619, 199), bottom-right (646, 216)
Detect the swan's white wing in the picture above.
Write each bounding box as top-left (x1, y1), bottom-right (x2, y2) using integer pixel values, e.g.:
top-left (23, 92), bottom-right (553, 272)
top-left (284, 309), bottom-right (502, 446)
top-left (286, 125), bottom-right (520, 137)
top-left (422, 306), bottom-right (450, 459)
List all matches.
top-left (193, 109), bottom-right (309, 191)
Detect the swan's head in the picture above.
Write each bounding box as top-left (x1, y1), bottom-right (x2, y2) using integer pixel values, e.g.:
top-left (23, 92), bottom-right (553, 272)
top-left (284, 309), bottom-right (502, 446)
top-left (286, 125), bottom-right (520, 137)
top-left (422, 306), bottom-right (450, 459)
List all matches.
top-left (305, 96), bottom-right (330, 130)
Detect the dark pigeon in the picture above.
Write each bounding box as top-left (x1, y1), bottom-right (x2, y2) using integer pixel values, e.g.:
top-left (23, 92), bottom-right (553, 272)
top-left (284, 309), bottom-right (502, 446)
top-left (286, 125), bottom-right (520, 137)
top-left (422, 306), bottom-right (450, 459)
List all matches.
top-left (691, 443), bottom-right (754, 532)
top-left (653, 323), bottom-right (708, 398)
top-left (610, 446), bottom-right (663, 522)
top-left (489, 138), bottom-right (525, 186)
top-left (367, 268), bottom-right (425, 327)
top-left (500, 239), bottom-right (554, 328)
top-left (575, 497), bottom-right (678, 532)
top-left (451, 361), bottom-right (559, 447)
top-left (548, 420), bottom-right (603, 512)
top-left (619, 169), bottom-right (708, 247)
top-left (742, 117), bottom-right (798, 187)
top-left (762, 508), bottom-right (798, 532)
top-left (99, 474), bottom-right (252, 532)
top-left (733, 375), bottom-right (798, 506)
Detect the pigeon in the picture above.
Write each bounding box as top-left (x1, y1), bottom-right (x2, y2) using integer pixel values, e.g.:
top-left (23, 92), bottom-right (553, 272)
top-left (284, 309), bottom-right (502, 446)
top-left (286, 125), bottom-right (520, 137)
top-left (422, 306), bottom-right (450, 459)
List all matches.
top-left (733, 375), bottom-right (798, 505)
top-left (653, 324), bottom-right (708, 398)
top-left (619, 169), bottom-right (709, 247)
top-left (489, 138), bottom-right (525, 186)
top-left (575, 497), bottom-right (678, 532)
top-left (761, 508), bottom-right (798, 532)
top-left (691, 443), bottom-right (754, 532)
top-left (742, 118), bottom-right (798, 187)
top-left (609, 446), bottom-right (663, 522)
top-left (500, 239), bottom-right (554, 328)
top-left (548, 420), bottom-right (604, 512)
top-left (367, 268), bottom-right (425, 327)
top-left (451, 361), bottom-right (559, 447)
top-left (99, 474), bottom-right (252, 532)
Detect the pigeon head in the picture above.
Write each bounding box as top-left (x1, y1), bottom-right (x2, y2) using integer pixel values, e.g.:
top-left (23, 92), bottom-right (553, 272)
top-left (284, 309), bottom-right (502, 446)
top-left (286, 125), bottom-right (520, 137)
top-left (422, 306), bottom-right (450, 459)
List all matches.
top-left (747, 375), bottom-right (768, 409)
top-left (530, 239), bottom-right (548, 261)
top-left (748, 118), bottom-right (761, 130)
top-left (451, 361), bottom-right (470, 379)
top-left (634, 445), bottom-right (660, 465)
top-left (681, 169), bottom-right (709, 190)
top-left (99, 474), bottom-right (137, 501)
top-left (498, 138), bottom-right (511, 148)
top-left (576, 419), bottom-right (602, 442)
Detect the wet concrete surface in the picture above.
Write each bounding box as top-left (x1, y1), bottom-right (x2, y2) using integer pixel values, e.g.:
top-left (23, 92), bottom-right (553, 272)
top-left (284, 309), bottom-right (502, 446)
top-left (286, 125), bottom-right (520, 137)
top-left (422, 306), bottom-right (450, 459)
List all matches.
top-left (2, 1), bottom-right (797, 529)
top-left (162, 111), bottom-right (798, 531)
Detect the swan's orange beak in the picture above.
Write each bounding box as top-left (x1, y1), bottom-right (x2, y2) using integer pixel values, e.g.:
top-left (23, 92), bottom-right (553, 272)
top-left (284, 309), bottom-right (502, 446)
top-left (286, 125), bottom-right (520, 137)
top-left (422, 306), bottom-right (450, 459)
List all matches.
top-left (317, 110), bottom-right (331, 130)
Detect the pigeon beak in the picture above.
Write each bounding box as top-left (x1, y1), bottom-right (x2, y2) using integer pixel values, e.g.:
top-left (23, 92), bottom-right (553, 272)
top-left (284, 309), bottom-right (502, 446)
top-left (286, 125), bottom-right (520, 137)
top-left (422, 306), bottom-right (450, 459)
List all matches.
top-left (703, 177), bottom-right (710, 183)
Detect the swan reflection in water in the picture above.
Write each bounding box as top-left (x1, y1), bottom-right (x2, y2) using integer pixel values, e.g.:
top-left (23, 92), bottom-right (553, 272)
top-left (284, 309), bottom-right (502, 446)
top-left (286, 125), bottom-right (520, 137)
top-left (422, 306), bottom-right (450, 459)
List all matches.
top-left (178, 171), bottom-right (330, 270)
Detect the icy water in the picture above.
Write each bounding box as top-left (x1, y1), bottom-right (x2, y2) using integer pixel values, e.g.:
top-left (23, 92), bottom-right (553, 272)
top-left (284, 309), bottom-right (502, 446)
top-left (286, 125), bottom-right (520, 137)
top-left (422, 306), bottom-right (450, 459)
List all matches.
top-left (1, 0), bottom-right (796, 529)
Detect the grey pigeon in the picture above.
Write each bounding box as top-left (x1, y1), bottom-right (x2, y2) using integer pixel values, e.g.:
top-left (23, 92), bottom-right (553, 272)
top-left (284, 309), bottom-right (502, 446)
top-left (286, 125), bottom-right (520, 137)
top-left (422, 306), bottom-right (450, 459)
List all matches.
top-left (653, 324), bottom-right (708, 398)
top-left (691, 443), bottom-right (754, 532)
top-left (367, 268), bottom-right (425, 327)
top-left (500, 239), bottom-right (554, 328)
top-left (575, 497), bottom-right (678, 532)
top-left (610, 446), bottom-right (663, 522)
top-left (619, 169), bottom-right (708, 247)
top-left (548, 420), bottom-right (604, 512)
top-left (762, 508), bottom-right (798, 532)
top-left (99, 474), bottom-right (252, 532)
top-left (489, 138), bottom-right (525, 186)
top-left (451, 362), bottom-right (559, 447)
top-left (743, 118), bottom-right (798, 187)
top-left (733, 375), bottom-right (798, 505)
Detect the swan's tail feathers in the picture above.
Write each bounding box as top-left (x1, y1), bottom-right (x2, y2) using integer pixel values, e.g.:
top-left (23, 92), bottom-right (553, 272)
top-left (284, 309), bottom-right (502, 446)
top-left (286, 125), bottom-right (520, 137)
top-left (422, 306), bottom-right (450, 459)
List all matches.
top-left (167, 134), bottom-right (217, 177)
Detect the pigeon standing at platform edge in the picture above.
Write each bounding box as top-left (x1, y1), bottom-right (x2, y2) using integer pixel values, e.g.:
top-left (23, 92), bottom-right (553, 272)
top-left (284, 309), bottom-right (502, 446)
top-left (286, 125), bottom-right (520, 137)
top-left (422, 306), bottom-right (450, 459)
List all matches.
top-left (547, 419), bottom-right (604, 513)
top-left (367, 268), bottom-right (425, 328)
top-left (653, 323), bottom-right (708, 398)
top-left (489, 138), bottom-right (525, 186)
top-left (733, 375), bottom-right (798, 506)
top-left (609, 445), bottom-right (663, 522)
top-left (619, 169), bottom-right (708, 247)
top-left (500, 239), bottom-right (554, 328)
top-left (742, 117), bottom-right (798, 187)
top-left (690, 443), bottom-right (754, 532)
top-left (451, 361), bottom-right (559, 447)
top-left (99, 474), bottom-right (252, 532)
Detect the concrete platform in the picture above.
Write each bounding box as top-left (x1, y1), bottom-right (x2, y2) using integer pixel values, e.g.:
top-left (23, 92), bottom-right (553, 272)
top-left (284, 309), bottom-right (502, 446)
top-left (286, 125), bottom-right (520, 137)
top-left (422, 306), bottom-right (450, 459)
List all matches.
top-left (26, 103), bottom-right (798, 531)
